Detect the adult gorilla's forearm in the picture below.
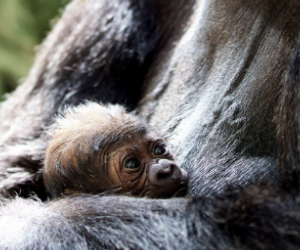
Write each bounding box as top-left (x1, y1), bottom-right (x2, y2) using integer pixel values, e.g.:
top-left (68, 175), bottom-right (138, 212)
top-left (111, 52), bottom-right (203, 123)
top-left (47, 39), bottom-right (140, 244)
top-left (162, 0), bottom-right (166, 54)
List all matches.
top-left (1, 186), bottom-right (300, 249)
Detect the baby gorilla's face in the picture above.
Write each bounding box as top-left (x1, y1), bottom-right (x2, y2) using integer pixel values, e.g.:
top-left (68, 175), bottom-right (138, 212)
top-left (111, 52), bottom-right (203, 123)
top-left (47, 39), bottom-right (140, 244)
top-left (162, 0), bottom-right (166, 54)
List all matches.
top-left (107, 137), bottom-right (187, 198)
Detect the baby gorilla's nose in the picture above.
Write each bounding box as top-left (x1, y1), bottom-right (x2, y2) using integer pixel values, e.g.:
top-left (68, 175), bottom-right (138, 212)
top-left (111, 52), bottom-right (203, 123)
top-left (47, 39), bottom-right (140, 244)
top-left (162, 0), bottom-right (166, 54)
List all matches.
top-left (148, 159), bottom-right (183, 197)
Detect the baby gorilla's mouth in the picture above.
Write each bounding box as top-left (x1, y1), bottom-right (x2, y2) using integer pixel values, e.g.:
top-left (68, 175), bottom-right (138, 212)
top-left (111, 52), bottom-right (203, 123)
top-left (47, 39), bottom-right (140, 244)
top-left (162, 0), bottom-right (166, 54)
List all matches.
top-left (147, 180), bottom-right (188, 198)
top-left (172, 181), bottom-right (188, 197)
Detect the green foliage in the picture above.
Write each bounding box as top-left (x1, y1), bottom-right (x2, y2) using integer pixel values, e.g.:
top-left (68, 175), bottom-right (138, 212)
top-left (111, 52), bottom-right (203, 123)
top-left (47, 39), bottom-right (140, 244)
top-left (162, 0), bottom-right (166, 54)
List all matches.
top-left (0, 0), bottom-right (69, 101)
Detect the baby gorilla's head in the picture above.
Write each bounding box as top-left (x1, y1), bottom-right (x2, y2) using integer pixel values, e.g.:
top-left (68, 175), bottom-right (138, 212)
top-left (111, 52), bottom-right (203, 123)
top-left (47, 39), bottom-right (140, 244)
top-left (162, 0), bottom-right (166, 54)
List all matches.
top-left (43, 102), bottom-right (187, 198)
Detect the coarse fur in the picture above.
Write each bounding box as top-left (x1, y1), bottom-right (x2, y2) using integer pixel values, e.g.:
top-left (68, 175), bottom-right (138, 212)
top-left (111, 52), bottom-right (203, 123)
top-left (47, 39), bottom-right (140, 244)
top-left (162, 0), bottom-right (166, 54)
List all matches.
top-left (1, 186), bottom-right (300, 250)
top-left (0, 0), bottom-right (300, 249)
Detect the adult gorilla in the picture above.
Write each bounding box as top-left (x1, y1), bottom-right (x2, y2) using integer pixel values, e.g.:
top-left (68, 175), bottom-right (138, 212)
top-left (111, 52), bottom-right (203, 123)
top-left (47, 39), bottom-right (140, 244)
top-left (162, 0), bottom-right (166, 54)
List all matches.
top-left (1, 0), bottom-right (300, 249)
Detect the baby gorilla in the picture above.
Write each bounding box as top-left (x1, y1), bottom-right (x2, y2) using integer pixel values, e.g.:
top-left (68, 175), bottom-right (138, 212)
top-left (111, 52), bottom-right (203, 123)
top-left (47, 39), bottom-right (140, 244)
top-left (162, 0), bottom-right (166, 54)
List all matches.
top-left (43, 102), bottom-right (187, 198)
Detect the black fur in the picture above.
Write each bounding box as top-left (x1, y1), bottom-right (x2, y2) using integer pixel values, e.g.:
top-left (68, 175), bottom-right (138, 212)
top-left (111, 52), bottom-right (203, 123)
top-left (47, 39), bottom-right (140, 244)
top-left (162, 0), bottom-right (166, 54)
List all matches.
top-left (278, 37), bottom-right (300, 192)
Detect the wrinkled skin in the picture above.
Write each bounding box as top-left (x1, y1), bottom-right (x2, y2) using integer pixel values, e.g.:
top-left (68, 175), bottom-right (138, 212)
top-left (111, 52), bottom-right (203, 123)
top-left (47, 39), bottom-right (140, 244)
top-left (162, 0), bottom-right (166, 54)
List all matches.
top-left (1, 0), bottom-right (300, 249)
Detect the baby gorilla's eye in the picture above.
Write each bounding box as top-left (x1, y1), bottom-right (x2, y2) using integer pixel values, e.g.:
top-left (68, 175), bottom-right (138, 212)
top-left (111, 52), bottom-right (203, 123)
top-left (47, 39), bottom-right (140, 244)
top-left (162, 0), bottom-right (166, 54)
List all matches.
top-left (154, 144), bottom-right (166, 155)
top-left (125, 158), bottom-right (141, 169)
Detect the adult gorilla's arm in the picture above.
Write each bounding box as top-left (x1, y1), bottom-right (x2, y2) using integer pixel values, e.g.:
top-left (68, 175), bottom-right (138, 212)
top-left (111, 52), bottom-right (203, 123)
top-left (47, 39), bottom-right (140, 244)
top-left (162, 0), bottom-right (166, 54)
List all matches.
top-left (1, 187), bottom-right (300, 250)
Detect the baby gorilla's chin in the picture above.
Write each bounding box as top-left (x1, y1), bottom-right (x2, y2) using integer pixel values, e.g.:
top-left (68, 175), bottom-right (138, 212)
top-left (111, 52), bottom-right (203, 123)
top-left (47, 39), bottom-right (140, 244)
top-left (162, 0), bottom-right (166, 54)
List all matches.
top-left (173, 170), bottom-right (188, 197)
top-left (146, 180), bottom-right (188, 198)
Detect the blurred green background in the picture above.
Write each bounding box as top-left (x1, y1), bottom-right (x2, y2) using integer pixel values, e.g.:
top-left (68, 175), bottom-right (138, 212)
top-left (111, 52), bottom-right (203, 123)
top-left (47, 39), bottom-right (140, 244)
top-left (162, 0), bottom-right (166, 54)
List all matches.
top-left (0, 0), bottom-right (69, 101)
